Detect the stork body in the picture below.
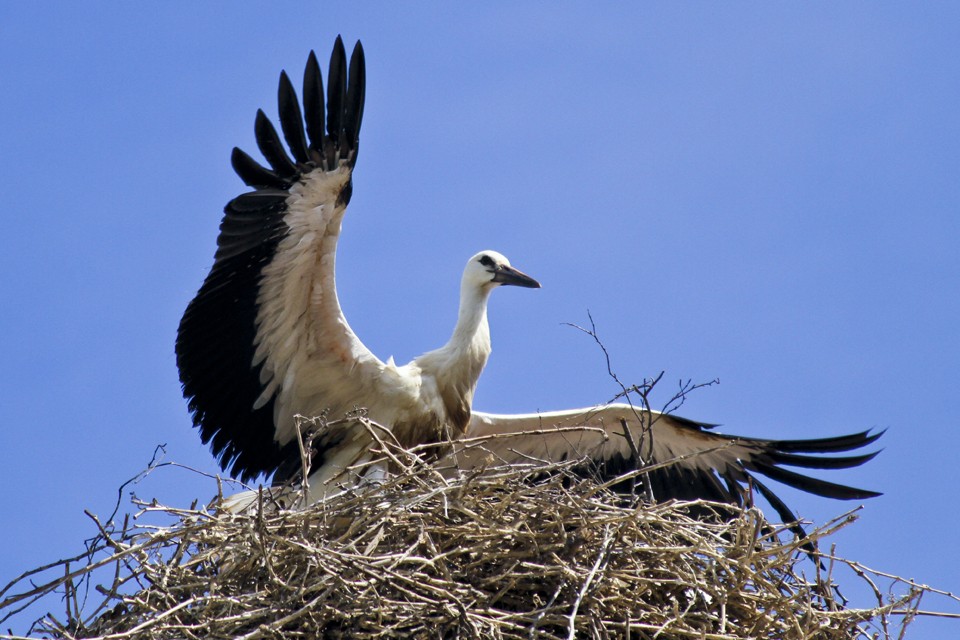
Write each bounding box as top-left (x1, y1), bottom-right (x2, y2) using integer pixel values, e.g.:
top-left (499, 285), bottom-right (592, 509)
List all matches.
top-left (177, 39), bottom-right (881, 524)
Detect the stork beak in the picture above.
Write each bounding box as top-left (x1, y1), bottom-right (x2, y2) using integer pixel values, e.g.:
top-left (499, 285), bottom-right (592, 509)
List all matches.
top-left (492, 265), bottom-right (541, 288)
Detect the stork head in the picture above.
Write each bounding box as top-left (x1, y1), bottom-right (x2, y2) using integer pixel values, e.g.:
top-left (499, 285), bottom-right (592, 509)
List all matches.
top-left (463, 250), bottom-right (541, 292)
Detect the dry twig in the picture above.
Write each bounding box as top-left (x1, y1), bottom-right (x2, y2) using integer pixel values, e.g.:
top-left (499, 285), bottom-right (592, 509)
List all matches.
top-left (1, 451), bottom-right (949, 640)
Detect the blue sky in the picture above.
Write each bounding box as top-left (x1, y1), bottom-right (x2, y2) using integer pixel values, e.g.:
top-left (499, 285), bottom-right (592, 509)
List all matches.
top-left (1, 3), bottom-right (958, 636)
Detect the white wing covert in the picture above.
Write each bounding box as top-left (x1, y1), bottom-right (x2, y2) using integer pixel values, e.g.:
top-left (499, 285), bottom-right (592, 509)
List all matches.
top-left (176, 39), bottom-right (394, 483)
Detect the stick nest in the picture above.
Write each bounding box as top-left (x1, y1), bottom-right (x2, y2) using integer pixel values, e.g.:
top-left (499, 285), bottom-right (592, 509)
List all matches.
top-left (1, 458), bottom-right (928, 639)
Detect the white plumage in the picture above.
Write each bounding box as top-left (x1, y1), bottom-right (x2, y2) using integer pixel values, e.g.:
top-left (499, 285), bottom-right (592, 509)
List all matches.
top-left (177, 38), bottom-right (881, 529)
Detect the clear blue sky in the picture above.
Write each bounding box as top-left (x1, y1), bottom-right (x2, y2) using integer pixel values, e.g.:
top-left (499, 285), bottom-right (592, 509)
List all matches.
top-left (1, 4), bottom-right (957, 636)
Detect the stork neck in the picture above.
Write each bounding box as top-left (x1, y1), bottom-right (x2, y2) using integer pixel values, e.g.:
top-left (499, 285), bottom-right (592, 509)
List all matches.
top-left (448, 285), bottom-right (492, 353)
top-left (409, 282), bottom-right (494, 437)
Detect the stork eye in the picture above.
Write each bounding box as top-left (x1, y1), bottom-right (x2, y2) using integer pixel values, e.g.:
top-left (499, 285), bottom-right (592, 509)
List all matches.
top-left (479, 255), bottom-right (495, 268)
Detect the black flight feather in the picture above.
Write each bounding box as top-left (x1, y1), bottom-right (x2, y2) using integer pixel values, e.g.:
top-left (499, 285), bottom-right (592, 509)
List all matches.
top-left (176, 192), bottom-right (290, 481)
top-left (303, 50), bottom-right (325, 155)
top-left (342, 42), bottom-right (366, 163)
top-left (254, 110), bottom-right (298, 178)
top-left (750, 460), bottom-right (882, 500)
top-left (230, 147), bottom-right (288, 190)
top-left (277, 70), bottom-right (310, 164)
top-left (766, 448), bottom-right (881, 470)
top-left (771, 429), bottom-right (884, 453)
top-left (325, 36), bottom-right (347, 168)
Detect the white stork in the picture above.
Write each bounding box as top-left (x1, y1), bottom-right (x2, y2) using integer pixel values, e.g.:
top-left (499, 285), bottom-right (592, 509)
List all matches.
top-left (176, 38), bottom-right (881, 525)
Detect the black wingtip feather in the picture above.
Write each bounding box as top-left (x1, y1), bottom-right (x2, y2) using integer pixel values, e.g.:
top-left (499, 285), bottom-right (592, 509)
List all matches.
top-left (254, 109), bottom-right (298, 178)
top-left (746, 474), bottom-right (817, 553)
top-left (230, 147), bottom-right (288, 189)
top-left (747, 473), bottom-right (801, 529)
top-left (277, 70), bottom-right (310, 164)
top-left (752, 460), bottom-right (882, 500)
top-left (774, 429), bottom-right (885, 453)
top-left (342, 41), bottom-right (365, 162)
top-left (303, 50), bottom-right (325, 154)
top-left (767, 448), bottom-right (882, 470)
top-left (326, 37), bottom-right (347, 166)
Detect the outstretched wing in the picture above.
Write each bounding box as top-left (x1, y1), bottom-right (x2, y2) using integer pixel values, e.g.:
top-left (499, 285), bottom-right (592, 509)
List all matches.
top-left (444, 404), bottom-right (882, 533)
top-left (177, 39), bottom-right (390, 483)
